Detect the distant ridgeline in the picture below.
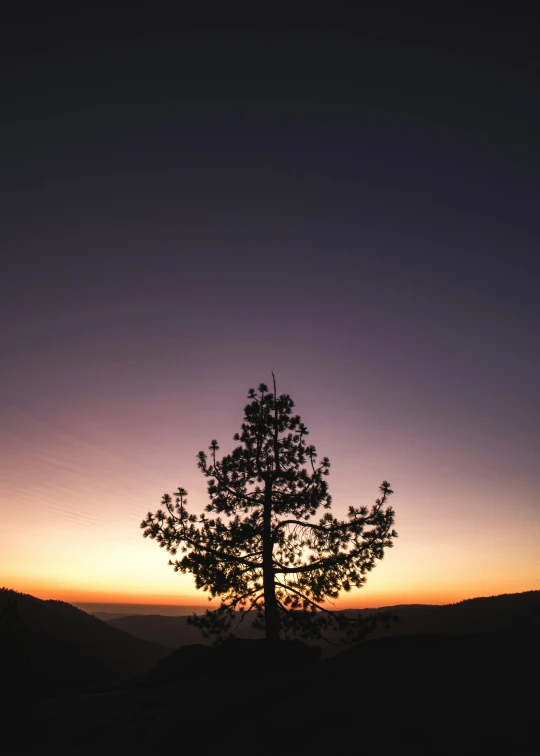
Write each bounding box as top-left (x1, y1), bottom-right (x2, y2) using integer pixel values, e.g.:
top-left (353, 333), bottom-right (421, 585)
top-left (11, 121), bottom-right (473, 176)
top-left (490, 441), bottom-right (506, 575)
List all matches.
top-left (95, 590), bottom-right (540, 651)
top-left (348, 590), bottom-right (540, 639)
top-left (76, 603), bottom-right (212, 619)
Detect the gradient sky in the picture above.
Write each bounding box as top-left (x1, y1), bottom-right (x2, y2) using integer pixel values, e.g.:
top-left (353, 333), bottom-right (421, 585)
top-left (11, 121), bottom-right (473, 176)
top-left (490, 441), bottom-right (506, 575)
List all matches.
top-left (1, 3), bottom-right (539, 610)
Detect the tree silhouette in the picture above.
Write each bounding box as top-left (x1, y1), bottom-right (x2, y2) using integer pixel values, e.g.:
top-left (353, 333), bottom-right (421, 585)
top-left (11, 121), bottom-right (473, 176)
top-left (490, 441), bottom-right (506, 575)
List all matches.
top-left (141, 377), bottom-right (397, 644)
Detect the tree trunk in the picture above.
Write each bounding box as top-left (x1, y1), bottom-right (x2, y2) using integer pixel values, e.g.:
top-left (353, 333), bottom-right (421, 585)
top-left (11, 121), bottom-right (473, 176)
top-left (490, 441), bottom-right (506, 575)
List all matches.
top-left (263, 485), bottom-right (280, 644)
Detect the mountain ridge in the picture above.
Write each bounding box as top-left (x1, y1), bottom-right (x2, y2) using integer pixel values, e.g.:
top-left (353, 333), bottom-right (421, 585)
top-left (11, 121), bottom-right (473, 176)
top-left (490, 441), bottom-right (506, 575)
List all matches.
top-left (94, 589), bottom-right (540, 651)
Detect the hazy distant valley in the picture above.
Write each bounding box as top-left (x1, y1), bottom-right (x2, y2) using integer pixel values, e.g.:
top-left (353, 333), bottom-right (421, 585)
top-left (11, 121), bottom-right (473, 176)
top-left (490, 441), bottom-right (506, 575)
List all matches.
top-left (88, 590), bottom-right (540, 655)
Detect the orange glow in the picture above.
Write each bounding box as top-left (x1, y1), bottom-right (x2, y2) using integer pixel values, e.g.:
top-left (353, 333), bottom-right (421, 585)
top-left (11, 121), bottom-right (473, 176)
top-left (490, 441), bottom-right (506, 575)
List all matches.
top-left (5, 574), bottom-right (538, 613)
top-left (1, 400), bottom-right (539, 614)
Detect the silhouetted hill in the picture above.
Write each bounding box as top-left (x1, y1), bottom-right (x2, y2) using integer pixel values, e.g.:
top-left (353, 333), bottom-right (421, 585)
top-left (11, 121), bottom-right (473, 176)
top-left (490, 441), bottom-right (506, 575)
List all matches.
top-left (349, 589), bottom-right (540, 639)
top-left (20, 631), bottom-right (538, 755)
top-left (0, 588), bottom-right (168, 699)
top-left (294, 632), bottom-right (539, 753)
top-left (136, 636), bottom-right (321, 687)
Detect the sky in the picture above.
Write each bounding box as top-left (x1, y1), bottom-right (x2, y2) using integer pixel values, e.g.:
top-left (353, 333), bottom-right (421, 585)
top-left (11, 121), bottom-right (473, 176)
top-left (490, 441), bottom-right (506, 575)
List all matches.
top-left (1, 2), bottom-right (539, 611)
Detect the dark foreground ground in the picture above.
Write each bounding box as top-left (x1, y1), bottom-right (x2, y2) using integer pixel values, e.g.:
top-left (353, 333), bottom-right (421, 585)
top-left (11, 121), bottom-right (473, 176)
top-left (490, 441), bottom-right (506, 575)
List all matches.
top-left (4, 632), bottom-right (538, 755)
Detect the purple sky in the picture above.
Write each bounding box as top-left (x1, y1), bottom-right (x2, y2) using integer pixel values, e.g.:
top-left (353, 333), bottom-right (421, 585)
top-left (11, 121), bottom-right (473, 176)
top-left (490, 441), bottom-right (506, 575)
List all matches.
top-left (1, 3), bottom-right (539, 606)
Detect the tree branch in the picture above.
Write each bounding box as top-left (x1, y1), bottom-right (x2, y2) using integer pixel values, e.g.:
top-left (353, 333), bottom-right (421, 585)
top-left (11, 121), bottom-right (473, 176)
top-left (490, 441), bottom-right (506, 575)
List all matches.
top-left (273, 555), bottom-right (344, 575)
top-left (274, 581), bottom-right (334, 615)
top-left (272, 372), bottom-right (281, 481)
top-left (271, 518), bottom-right (351, 541)
top-left (161, 523), bottom-right (262, 569)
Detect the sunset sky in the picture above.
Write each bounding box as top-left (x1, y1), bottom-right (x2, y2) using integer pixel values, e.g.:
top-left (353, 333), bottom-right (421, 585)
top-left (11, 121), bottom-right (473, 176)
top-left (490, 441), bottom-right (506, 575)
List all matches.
top-left (1, 3), bottom-right (539, 612)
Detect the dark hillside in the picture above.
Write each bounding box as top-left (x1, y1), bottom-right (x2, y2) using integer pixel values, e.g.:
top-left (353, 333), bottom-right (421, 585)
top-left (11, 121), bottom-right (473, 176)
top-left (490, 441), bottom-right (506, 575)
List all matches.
top-left (20, 631), bottom-right (539, 755)
top-left (0, 588), bottom-right (168, 698)
top-left (106, 612), bottom-right (265, 648)
top-left (3, 590), bottom-right (539, 753)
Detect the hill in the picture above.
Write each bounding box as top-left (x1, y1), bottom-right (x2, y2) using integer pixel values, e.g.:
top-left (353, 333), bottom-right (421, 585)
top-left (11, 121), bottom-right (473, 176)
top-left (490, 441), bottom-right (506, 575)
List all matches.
top-left (16, 630), bottom-right (539, 755)
top-left (0, 588), bottom-right (169, 699)
top-left (356, 589), bottom-right (540, 637)
top-left (105, 612), bottom-right (265, 649)
top-left (98, 590), bottom-right (540, 651)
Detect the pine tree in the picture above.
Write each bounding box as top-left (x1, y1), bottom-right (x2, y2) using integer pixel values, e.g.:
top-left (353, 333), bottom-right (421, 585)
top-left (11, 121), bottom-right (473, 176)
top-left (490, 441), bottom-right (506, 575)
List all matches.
top-left (141, 377), bottom-right (397, 644)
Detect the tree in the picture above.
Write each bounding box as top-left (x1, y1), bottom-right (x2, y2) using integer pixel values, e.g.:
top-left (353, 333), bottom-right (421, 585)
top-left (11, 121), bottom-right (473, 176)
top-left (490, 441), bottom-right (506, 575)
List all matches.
top-left (141, 377), bottom-right (397, 645)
